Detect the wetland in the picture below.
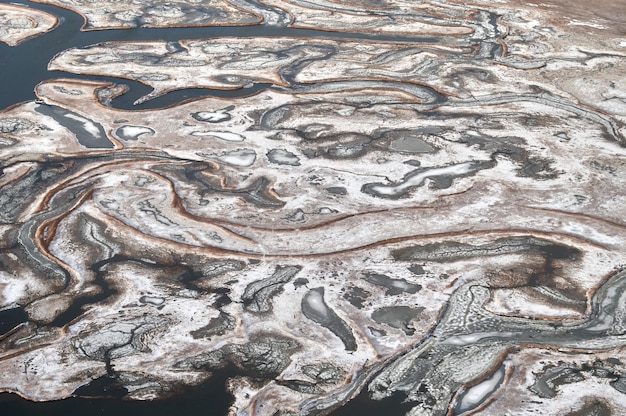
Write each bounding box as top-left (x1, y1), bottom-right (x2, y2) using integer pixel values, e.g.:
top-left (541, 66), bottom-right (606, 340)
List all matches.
top-left (0, 0), bottom-right (625, 415)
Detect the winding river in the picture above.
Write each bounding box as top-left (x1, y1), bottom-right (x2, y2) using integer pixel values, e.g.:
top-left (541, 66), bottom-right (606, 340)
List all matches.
top-left (0, 0), bottom-right (443, 111)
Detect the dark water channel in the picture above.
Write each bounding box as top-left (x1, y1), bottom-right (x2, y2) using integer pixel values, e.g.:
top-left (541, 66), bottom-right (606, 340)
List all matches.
top-left (0, 0), bottom-right (439, 112)
top-left (0, 369), bottom-right (235, 416)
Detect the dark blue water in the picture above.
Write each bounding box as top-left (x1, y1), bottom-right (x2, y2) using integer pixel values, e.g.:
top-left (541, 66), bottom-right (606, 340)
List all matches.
top-left (0, 307), bottom-right (28, 334)
top-left (0, 0), bottom-right (439, 112)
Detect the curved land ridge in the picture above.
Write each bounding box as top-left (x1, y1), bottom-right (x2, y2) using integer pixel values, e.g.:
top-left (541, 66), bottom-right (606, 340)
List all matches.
top-left (0, 1), bottom-right (625, 415)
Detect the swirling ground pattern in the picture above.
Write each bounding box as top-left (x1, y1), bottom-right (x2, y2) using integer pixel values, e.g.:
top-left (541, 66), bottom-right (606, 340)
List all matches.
top-left (0, 2), bottom-right (57, 46)
top-left (0, 1), bottom-right (625, 415)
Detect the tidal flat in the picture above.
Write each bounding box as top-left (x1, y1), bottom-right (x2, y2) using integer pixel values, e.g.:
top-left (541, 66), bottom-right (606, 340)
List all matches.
top-left (0, 1), bottom-right (625, 415)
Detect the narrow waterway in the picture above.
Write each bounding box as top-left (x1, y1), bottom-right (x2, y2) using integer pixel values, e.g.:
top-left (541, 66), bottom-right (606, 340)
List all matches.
top-left (0, 0), bottom-right (443, 112)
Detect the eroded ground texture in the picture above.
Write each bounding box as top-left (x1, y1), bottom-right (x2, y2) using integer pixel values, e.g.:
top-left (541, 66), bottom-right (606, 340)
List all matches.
top-left (1, 0), bottom-right (626, 415)
top-left (33, 0), bottom-right (261, 28)
top-left (0, 3), bottom-right (57, 46)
